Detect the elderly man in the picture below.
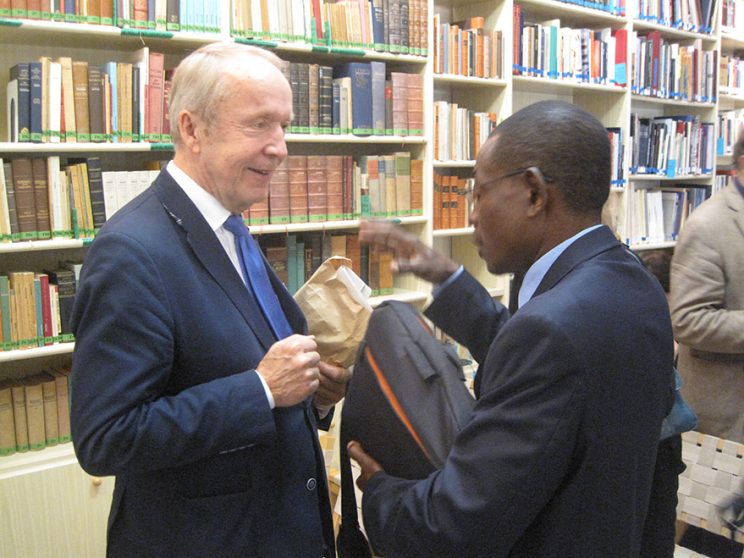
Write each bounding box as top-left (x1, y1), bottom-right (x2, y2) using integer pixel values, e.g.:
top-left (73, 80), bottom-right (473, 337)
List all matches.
top-left (70, 43), bottom-right (348, 558)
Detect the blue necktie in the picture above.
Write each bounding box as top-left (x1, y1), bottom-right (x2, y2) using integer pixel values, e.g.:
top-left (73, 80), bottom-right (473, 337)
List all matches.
top-left (224, 215), bottom-right (293, 340)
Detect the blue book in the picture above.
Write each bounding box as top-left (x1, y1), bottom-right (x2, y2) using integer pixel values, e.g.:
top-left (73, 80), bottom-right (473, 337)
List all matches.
top-left (371, 0), bottom-right (385, 50)
top-left (333, 63), bottom-right (373, 136)
top-left (29, 62), bottom-right (43, 143)
top-left (370, 61), bottom-right (386, 135)
top-left (103, 62), bottom-right (119, 142)
top-left (287, 235), bottom-right (298, 294)
top-left (8, 63), bottom-right (31, 142)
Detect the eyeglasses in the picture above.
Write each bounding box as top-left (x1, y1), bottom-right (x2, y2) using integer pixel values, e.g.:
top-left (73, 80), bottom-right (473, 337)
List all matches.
top-left (463, 166), bottom-right (554, 203)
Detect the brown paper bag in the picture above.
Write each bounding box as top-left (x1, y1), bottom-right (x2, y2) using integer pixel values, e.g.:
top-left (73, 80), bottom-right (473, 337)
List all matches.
top-left (294, 257), bottom-right (372, 368)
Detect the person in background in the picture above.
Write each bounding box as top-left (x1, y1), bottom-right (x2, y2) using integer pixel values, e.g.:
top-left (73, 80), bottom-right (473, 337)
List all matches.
top-left (69, 43), bottom-right (348, 558)
top-left (350, 100), bottom-right (675, 557)
top-left (671, 129), bottom-right (744, 557)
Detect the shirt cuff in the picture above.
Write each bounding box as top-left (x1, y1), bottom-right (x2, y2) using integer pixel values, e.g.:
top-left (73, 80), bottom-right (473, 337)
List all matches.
top-left (431, 265), bottom-right (465, 298)
top-left (255, 370), bottom-right (275, 409)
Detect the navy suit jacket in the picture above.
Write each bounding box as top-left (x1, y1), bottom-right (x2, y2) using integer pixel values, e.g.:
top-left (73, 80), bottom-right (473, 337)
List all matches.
top-left (70, 170), bottom-right (335, 558)
top-left (361, 226), bottom-right (675, 557)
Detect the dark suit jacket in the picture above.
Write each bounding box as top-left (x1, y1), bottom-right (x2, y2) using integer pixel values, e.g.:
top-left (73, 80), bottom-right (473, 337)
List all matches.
top-left (70, 170), bottom-right (335, 558)
top-left (361, 226), bottom-right (675, 557)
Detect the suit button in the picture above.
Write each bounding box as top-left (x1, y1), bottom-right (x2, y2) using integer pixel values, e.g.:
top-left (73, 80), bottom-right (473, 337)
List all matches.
top-left (306, 477), bottom-right (317, 491)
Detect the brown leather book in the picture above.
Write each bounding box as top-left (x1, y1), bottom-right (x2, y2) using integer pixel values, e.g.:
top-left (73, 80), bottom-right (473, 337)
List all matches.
top-left (288, 155), bottom-right (308, 223)
top-left (269, 158), bottom-right (290, 225)
top-left (10, 157), bottom-right (37, 238)
top-left (72, 60), bottom-right (90, 141)
top-left (325, 155), bottom-right (344, 221)
top-left (31, 157), bottom-right (51, 238)
top-left (306, 155), bottom-right (327, 222)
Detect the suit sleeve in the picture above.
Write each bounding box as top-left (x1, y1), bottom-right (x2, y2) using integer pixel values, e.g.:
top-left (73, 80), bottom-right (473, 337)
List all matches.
top-left (425, 270), bottom-right (510, 365)
top-left (671, 214), bottom-right (744, 354)
top-left (70, 232), bottom-right (277, 476)
top-left (361, 312), bottom-right (585, 557)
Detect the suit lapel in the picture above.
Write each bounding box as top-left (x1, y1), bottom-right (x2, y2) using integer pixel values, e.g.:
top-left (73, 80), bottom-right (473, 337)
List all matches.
top-left (151, 171), bottom-right (277, 351)
top-left (532, 226), bottom-right (622, 300)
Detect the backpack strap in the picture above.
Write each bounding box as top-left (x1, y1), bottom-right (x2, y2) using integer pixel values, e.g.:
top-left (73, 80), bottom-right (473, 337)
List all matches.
top-left (336, 419), bottom-right (372, 558)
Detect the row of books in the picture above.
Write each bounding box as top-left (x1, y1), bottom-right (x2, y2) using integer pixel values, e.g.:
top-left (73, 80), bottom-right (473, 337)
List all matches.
top-left (721, 0), bottom-right (743, 31)
top-left (629, 114), bottom-right (715, 176)
top-left (717, 109), bottom-right (744, 156)
top-left (7, 47), bottom-right (171, 144)
top-left (433, 103), bottom-right (497, 162)
top-left (256, 231), bottom-right (394, 296)
top-left (719, 54), bottom-right (744, 98)
top-left (607, 128), bottom-right (626, 186)
top-left (624, 182), bottom-right (711, 244)
top-left (553, 0), bottom-right (626, 16)
top-left (0, 367), bottom-right (71, 456)
top-left (716, 166), bottom-right (738, 190)
top-left (232, 0), bottom-right (428, 55)
top-left (432, 174), bottom-right (472, 231)
top-left (513, 6), bottom-right (629, 87)
top-left (432, 15), bottom-right (504, 79)
top-left (630, 32), bottom-right (718, 103)
top-left (0, 267), bottom-right (78, 352)
top-left (627, 0), bottom-right (718, 33)
top-left (282, 61), bottom-right (423, 137)
top-left (2, 0), bottom-right (220, 33)
top-left (242, 153), bottom-right (423, 226)
top-left (0, 156), bottom-right (108, 242)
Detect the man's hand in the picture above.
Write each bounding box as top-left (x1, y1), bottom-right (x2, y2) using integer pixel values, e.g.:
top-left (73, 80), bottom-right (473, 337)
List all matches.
top-left (347, 441), bottom-right (384, 491)
top-left (257, 334), bottom-right (320, 407)
top-left (314, 361), bottom-right (351, 410)
top-left (359, 220), bottom-right (459, 284)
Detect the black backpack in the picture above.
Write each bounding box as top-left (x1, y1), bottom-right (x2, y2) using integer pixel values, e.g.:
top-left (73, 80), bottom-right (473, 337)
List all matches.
top-left (337, 300), bottom-right (475, 557)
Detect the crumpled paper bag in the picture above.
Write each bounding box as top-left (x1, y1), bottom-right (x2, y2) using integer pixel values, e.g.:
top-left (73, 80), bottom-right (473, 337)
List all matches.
top-left (294, 256), bottom-right (372, 368)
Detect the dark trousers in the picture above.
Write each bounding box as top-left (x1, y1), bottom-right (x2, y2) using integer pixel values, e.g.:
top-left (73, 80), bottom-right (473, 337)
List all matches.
top-left (640, 434), bottom-right (685, 558)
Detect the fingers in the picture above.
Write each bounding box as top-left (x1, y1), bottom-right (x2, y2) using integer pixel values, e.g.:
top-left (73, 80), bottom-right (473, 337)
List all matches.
top-left (314, 362), bottom-right (350, 408)
top-left (347, 440), bottom-right (384, 491)
top-left (258, 335), bottom-right (323, 408)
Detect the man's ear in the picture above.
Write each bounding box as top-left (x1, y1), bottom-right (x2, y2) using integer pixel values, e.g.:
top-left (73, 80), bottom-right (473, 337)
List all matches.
top-left (177, 110), bottom-right (202, 152)
top-left (524, 169), bottom-right (549, 218)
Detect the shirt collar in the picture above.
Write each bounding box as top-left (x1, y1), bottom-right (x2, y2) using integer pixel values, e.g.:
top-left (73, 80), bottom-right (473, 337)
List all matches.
top-left (166, 161), bottom-right (232, 232)
top-left (518, 224), bottom-right (603, 308)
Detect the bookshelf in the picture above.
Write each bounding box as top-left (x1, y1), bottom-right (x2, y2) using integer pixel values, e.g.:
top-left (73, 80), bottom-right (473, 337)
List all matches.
top-left (0, 0), bottom-right (742, 555)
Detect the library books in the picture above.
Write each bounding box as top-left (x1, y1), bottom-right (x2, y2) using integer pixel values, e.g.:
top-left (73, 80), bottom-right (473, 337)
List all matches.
top-left (433, 14), bottom-right (504, 78)
top-left (7, 53), bottom-right (173, 144)
top-left (245, 153), bottom-right (421, 225)
top-left (0, 266), bottom-right (77, 352)
top-left (630, 113), bottom-right (715, 176)
top-left (230, 0), bottom-right (428, 56)
top-left (0, 367), bottom-right (71, 457)
top-left (630, 33), bottom-right (718, 102)
top-left (623, 181), bottom-right (712, 245)
top-left (256, 231), bottom-right (394, 296)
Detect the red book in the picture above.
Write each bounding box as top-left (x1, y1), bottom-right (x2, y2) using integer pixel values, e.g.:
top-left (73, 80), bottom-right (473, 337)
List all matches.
top-left (36, 273), bottom-right (53, 345)
top-left (613, 28), bottom-right (628, 87)
top-left (269, 158), bottom-right (290, 225)
top-left (288, 156), bottom-right (309, 224)
top-left (325, 155), bottom-right (344, 221)
top-left (306, 155), bottom-right (327, 222)
top-left (147, 52), bottom-right (165, 140)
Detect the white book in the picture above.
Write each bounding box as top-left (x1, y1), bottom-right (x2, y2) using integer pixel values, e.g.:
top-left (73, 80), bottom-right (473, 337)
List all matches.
top-left (48, 61), bottom-right (61, 144)
top-left (102, 171), bottom-right (118, 220)
top-left (46, 156), bottom-right (66, 236)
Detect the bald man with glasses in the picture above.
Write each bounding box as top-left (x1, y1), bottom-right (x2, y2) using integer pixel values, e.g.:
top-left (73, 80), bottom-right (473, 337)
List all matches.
top-left (350, 100), bottom-right (675, 558)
